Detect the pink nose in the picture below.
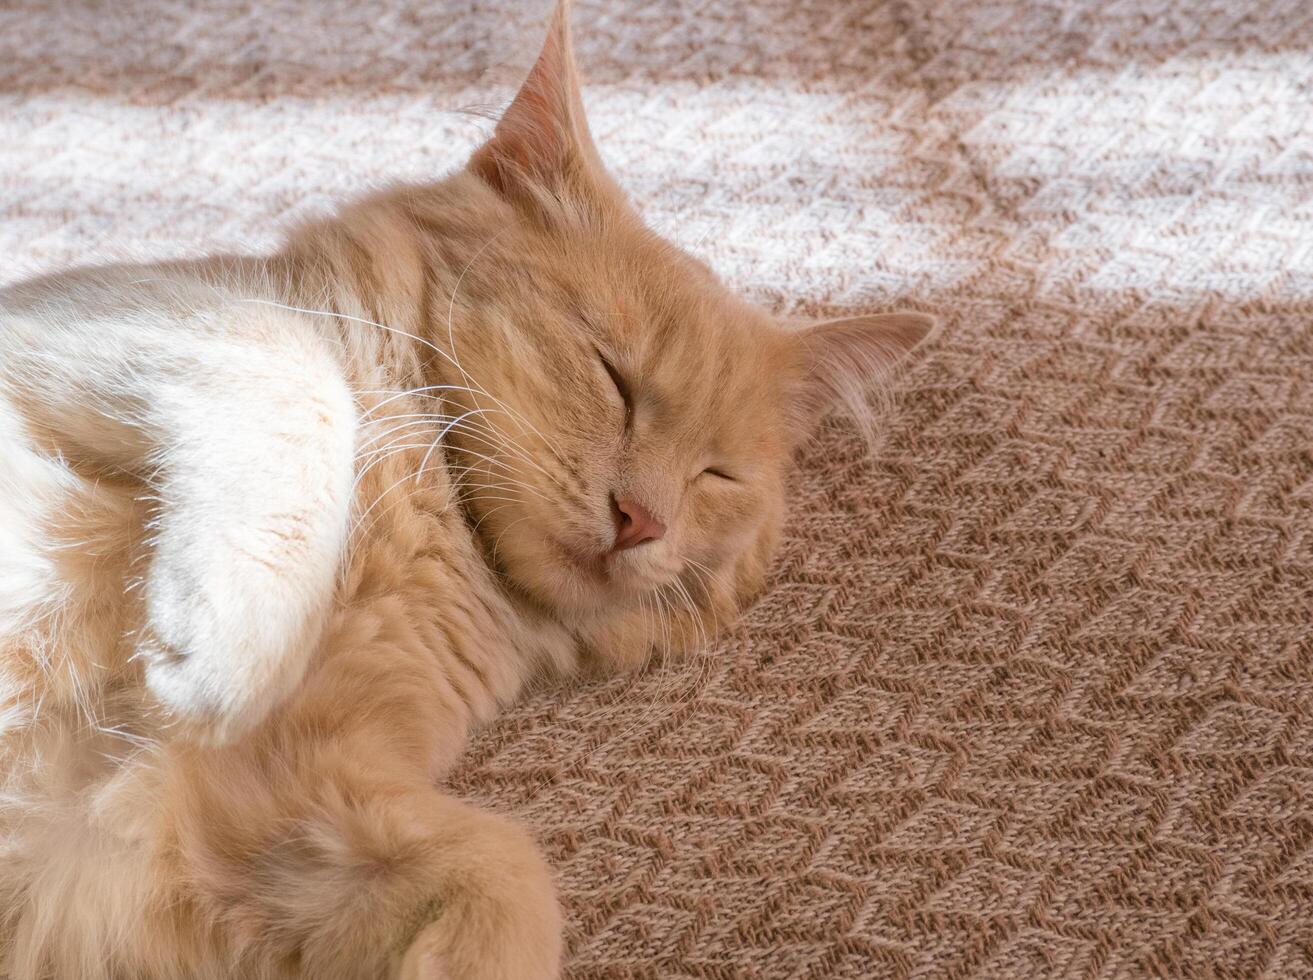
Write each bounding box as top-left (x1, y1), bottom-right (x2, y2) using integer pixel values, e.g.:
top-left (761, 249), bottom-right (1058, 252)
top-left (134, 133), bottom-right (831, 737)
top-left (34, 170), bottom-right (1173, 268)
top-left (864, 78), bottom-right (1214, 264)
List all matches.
top-left (612, 496), bottom-right (666, 551)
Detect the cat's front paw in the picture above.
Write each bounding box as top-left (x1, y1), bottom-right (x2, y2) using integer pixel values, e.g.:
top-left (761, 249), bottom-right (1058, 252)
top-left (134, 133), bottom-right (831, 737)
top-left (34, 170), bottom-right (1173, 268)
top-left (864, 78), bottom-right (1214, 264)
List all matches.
top-left (394, 905), bottom-right (562, 980)
top-left (391, 814), bottom-right (562, 980)
top-left (139, 517), bottom-right (337, 744)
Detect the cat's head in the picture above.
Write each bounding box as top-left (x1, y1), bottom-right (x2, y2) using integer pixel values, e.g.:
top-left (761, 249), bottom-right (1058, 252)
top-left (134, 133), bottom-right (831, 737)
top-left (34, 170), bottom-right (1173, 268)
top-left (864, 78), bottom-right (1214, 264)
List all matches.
top-left (429, 0), bottom-right (930, 666)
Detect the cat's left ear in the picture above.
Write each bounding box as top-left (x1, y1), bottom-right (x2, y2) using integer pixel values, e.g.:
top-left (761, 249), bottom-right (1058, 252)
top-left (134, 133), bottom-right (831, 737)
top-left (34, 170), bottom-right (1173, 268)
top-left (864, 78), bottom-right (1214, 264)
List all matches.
top-left (787, 312), bottom-right (935, 438)
top-left (469, 0), bottom-right (617, 200)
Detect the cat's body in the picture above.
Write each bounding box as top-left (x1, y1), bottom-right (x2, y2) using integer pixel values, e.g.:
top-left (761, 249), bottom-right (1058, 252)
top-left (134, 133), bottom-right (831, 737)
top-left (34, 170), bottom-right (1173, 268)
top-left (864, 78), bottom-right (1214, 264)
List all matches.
top-left (0, 4), bottom-right (930, 977)
top-left (0, 244), bottom-right (568, 978)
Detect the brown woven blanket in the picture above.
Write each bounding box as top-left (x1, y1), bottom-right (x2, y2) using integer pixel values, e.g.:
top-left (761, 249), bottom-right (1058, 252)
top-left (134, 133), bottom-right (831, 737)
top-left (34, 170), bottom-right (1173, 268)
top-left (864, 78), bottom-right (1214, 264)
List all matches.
top-left (3, 0), bottom-right (1311, 975)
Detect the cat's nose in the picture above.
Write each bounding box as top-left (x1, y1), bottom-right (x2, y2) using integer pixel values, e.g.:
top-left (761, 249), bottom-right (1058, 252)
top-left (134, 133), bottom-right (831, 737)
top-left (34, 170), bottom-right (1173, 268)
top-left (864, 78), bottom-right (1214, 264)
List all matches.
top-left (611, 495), bottom-right (666, 551)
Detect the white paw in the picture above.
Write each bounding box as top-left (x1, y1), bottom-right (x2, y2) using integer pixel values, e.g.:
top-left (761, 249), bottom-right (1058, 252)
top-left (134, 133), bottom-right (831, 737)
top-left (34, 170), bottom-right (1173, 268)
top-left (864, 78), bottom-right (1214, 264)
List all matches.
top-left (139, 518), bottom-right (336, 744)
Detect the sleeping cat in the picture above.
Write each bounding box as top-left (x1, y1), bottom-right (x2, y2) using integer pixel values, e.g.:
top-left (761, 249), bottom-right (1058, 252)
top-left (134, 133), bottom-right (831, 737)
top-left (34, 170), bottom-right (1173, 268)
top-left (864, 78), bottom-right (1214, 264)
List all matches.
top-left (0, 2), bottom-right (930, 977)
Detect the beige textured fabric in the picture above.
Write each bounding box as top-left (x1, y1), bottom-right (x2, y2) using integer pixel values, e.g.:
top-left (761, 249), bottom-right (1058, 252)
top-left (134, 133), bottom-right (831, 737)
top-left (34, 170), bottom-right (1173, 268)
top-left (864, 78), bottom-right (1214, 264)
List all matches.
top-left (4, 0), bottom-right (1313, 975)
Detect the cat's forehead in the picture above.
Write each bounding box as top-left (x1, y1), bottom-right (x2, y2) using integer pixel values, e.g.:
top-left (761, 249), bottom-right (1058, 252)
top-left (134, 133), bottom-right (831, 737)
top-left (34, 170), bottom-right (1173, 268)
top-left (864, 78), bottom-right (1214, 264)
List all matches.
top-left (502, 198), bottom-right (794, 426)
top-left (606, 276), bottom-right (781, 378)
top-left (573, 235), bottom-right (768, 346)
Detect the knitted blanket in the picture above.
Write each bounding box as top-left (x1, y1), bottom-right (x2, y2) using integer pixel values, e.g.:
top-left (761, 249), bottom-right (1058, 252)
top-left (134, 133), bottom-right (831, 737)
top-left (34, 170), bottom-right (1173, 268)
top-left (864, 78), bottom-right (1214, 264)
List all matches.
top-left (4, 0), bottom-right (1311, 974)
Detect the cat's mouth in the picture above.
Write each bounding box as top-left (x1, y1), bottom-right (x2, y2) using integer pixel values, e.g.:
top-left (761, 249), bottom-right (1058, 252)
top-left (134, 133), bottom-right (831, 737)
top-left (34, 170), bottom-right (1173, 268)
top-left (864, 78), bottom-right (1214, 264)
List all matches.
top-left (549, 533), bottom-right (660, 594)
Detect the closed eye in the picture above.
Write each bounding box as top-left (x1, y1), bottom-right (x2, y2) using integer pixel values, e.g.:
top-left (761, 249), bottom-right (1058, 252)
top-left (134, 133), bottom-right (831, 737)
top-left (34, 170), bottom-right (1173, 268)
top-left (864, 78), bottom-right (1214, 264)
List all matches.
top-left (595, 348), bottom-right (632, 423)
top-left (702, 467), bottom-right (737, 482)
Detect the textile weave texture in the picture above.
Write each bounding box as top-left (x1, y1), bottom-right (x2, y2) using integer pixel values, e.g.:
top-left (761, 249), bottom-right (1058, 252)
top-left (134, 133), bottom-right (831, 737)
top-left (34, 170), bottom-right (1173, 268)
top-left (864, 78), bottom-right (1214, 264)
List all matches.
top-left (3, 0), bottom-right (1312, 975)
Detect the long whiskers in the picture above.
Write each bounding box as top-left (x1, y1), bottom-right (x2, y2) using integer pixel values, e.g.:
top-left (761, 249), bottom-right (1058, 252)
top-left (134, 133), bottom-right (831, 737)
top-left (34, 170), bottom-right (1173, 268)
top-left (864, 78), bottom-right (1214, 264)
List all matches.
top-left (352, 407), bottom-right (557, 505)
top-left (362, 393), bottom-right (573, 495)
top-left (239, 297), bottom-right (565, 471)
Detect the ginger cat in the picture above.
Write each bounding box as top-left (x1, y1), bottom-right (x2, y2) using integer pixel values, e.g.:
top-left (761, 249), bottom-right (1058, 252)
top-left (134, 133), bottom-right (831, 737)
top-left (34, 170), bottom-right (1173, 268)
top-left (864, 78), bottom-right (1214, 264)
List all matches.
top-left (0, 2), bottom-right (930, 976)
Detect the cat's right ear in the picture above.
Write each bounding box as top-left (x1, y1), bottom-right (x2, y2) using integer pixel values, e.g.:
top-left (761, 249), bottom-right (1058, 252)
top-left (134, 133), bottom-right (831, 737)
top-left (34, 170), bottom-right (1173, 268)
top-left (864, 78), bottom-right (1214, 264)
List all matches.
top-left (785, 311), bottom-right (935, 443)
top-left (469, 0), bottom-right (618, 202)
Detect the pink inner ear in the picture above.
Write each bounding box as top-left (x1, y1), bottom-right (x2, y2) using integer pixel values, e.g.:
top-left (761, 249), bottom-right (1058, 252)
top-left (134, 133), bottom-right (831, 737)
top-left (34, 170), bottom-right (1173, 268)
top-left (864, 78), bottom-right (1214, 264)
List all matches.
top-left (470, 0), bottom-right (602, 192)
top-left (496, 15), bottom-right (572, 167)
top-left (790, 312), bottom-right (935, 436)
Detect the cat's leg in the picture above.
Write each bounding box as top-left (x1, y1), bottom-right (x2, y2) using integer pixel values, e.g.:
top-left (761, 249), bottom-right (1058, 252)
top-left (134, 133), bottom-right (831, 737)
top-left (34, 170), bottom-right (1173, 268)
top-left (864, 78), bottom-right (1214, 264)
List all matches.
top-left (1, 297), bottom-right (356, 741)
top-left (172, 770), bottom-right (561, 979)
top-left (156, 623), bottom-right (559, 979)
top-left (133, 329), bottom-right (356, 743)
